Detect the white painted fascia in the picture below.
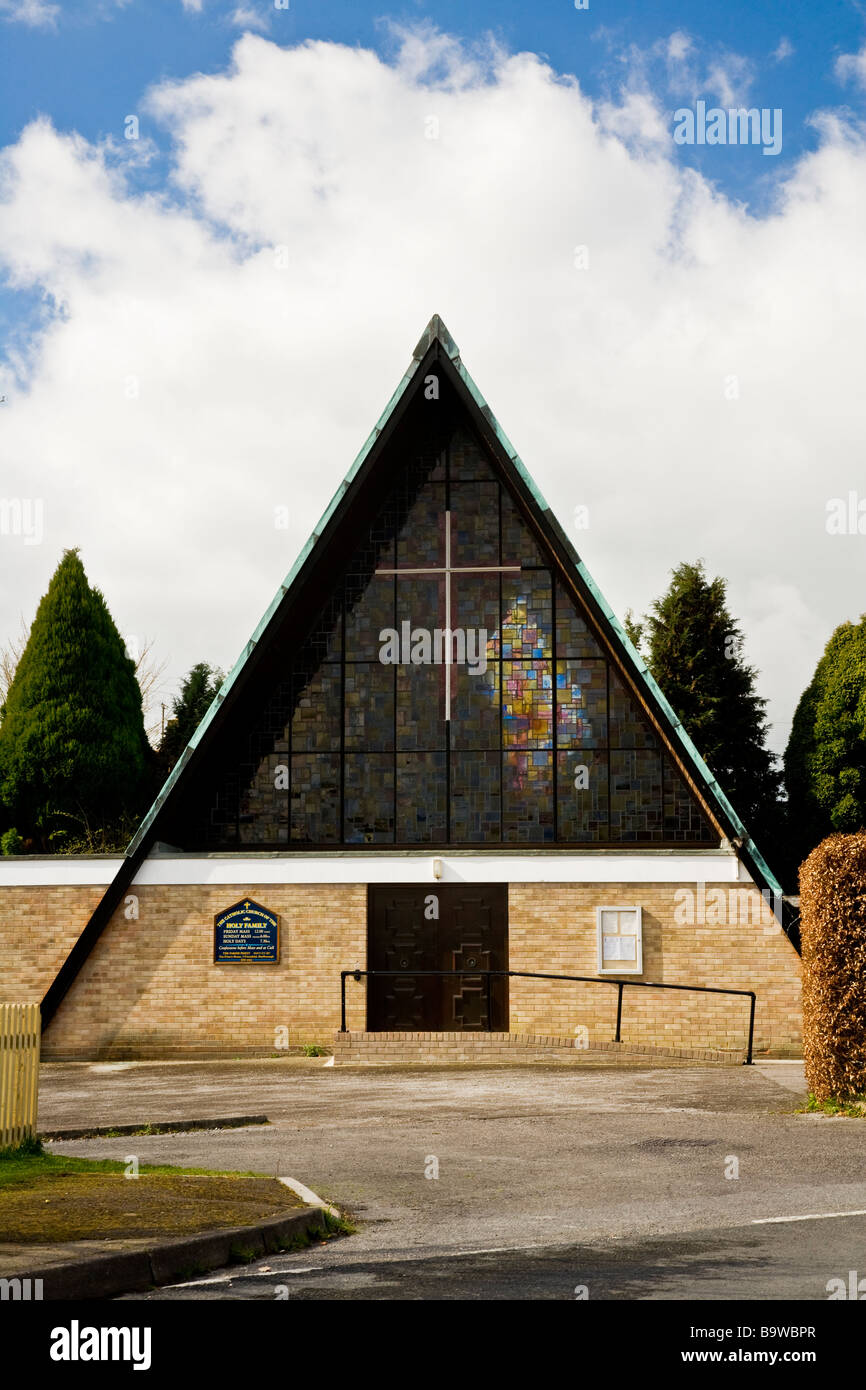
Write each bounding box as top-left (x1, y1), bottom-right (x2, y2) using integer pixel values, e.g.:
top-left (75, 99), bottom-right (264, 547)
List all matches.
top-left (0, 849), bottom-right (754, 888)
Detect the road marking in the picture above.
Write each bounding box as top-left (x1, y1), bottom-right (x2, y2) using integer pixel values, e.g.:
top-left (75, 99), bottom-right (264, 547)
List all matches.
top-left (752, 1209), bottom-right (866, 1225)
top-left (279, 1176), bottom-right (341, 1218)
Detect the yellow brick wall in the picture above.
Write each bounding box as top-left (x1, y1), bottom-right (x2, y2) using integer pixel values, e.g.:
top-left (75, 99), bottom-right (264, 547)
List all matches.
top-left (39, 884), bottom-right (368, 1058)
top-left (0, 877), bottom-right (802, 1058)
top-left (509, 882), bottom-right (802, 1056)
top-left (0, 886), bottom-right (104, 1004)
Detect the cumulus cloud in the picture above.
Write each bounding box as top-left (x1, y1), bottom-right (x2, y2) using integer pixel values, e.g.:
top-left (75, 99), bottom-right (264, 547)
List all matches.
top-left (0, 0), bottom-right (58, 26)
top-left (231, 5), bottom-right (268, 32)
top-left (835, 45), bottom-right (866, 89)
top-left (772, 38), bottom-right (794, 64)
top-left (1, 29), bottom-right (865, 757)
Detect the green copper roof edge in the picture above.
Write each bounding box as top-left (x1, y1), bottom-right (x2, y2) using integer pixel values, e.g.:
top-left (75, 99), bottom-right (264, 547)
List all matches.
top-left (450, 351), bottom-right (782, 899)
top-left (125, 320), bottom-right (441, 857)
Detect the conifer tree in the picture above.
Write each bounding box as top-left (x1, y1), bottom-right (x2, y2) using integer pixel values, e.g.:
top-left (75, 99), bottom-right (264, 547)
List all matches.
top-left (0, 549), bottom-right (151, 849)
top-left (785, 616), bottom-right (866, 865)
top-left (627, 560), bottom-right (781, 838)
top-left (158, 662), bottom-right (224, 771)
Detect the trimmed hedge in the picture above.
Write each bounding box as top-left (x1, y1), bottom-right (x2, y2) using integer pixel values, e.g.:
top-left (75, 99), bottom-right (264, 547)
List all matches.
top-left (801, 832), bottom-right (866, 1101)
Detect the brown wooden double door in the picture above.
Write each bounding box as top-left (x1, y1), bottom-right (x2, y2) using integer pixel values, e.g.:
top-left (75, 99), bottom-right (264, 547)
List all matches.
top-left (367, 884), bottom-right (508, 1032)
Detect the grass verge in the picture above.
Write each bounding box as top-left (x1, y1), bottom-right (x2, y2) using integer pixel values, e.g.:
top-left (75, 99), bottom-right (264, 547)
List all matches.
top-left (799, 1092), bottom-right (866, 1118)
top-left (0, 1138), bottom-right (305, 1243)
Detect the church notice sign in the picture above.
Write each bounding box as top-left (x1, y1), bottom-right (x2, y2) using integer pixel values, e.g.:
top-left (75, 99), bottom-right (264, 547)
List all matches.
top-left (214, 900), bottom-right (280, 964)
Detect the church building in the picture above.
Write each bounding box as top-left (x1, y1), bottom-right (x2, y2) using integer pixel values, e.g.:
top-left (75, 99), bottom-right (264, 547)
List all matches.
top-left (0, 317), bottom-right (802, 1059)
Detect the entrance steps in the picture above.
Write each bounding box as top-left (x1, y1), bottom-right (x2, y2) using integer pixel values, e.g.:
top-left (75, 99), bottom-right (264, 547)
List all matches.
top-left (332, 1031), bottom-right (744, 1067)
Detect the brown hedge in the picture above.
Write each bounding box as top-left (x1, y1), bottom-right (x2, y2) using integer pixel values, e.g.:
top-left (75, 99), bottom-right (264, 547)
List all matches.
top-left (800, 831), bottom-right (866, 1101)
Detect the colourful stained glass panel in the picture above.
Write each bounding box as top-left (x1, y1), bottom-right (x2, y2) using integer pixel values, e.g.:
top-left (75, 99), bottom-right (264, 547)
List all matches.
top-left (501, 571), bottom-right (552, 658)
top-left (556, 660), bottom-right (607, 747)
top-left (502, 660), bottom-right (553, 748)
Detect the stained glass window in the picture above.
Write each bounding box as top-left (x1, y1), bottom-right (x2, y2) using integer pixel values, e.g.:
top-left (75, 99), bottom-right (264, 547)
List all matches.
top-left (195, 415), bottom-right (717, 849)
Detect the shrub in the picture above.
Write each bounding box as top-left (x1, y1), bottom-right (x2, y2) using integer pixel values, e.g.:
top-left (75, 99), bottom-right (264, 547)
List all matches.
top-left (0, 827), bottom-right (24, 855)
top-left (800, 831), bottom-right (866, 1101)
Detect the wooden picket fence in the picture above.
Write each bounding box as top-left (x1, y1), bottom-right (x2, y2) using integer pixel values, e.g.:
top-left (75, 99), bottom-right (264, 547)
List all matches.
top-left (0, 1003), bottom-right (41, 1148)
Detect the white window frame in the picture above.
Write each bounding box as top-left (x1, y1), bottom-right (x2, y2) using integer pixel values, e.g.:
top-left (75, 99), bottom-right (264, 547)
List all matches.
top-left (596, 905), bottom-right (643, 975)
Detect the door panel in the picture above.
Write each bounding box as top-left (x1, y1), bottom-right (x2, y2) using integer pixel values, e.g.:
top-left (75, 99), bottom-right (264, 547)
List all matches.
top-left (367, 884), bottom-right (508, 1031)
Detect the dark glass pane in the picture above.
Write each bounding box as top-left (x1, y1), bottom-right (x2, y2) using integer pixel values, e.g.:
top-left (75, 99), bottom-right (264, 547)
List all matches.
top-left (449, 424), bottom-right (497, 481)
top-left (503, 751), bottom-right (554, 842)
top-left (663, 755), bottom-right (716, 841)
top-left (556, 659), bottom-right (607, 747)
top-left (397, 662), bottom-right (445, 750)
top-left (395, 481), bottom-right (446, 569)
top-left (449, 482), bottom-right (500, 567)
top-left (290, 754), bottom-right (339, 843)
top-left (451, 664), bottom-right (499, 751)
top-left (609, 670), bottom-right (658, 749)
top-left (291, 664), bottom-right (341, 752)
top-left (501, 487), bottom-right (546, 567)
top-left (208, 774), bottom-right (239, 844)
top-left (610, 750), bottom-right (663, 840)
top-left (397, 752), bottom-right (447, 842)
top-left (451, 751), bottom-right (500, 842)
top-left (502, 571), bottom-right (552, 659)
top-left (345, 663), bottom-right (394, 751)
top-left (453, 573), bottom-right (499, 662)
top-left (239, 753), bottom-right (288, 845)
top-left (557, 750), bottom-right (609, 841)
top-left (392, 575), bottom-right (441, 655)
top-left (555, 581), bottom-right (604, 659)
top-left (502, 660), bottom-right (553, 748)
top-left (345, 573), bottom-right (394, 662)
top-left (344, 754), bottom-right (394, 843)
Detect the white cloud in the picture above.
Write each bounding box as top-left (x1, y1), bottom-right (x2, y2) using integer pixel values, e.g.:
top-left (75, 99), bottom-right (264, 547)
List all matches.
top-left (704, 55), bottom-right (754, 108)
top-left (772, 38), bottom-right (794, 64)
top-left (0, 0), bottom-right (59, 26)
top-left (667, 31), bottom-right (692, 65)
top-left (1, 29), bottom-right (865, 759)
top-left (231, 5), bottom-right (268, 32)
top-left (835, 45), bottom-right (866, 89)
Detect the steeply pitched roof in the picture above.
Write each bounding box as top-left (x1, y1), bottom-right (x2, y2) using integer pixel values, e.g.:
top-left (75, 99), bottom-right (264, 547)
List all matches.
top-left (41, 315), bottom-right (786, 1025)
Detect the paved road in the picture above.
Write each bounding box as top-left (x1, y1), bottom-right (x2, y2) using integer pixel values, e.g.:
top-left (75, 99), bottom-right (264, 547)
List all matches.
top-left (37, 1058), bottom-right (866, 1301)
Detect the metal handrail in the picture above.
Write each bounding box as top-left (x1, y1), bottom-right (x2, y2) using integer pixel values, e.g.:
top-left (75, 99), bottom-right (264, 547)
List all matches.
top-left (339, 968), bottom-right (757, 1064)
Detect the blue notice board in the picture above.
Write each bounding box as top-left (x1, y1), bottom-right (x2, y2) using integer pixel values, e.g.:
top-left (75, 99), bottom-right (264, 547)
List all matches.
top-left (214, 899), bottom-right (280, 964)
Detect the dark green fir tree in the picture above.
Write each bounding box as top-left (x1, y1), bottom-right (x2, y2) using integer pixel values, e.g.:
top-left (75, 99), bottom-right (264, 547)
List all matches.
top-left (0, 549), bottom-right (151, 850)
top-left (158, 662), bottom-right (224, 772)
top-left (785, 615), bottom-right (866, 867)
top-left (626, 560), bottom-right (781, 846)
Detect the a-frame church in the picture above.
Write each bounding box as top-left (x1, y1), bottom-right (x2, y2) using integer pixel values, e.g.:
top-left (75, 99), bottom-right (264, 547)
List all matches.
top-left (0, 318), bottom-right (802, 1059)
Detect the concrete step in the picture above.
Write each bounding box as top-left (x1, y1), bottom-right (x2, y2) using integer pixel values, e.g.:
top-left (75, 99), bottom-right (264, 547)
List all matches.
top-left (332, 1031), bottom-right (745, 1067)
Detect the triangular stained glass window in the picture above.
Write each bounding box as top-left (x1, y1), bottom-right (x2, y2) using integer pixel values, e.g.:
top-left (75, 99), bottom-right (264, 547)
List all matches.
top-left (181, 403), bottom-right (717, 851)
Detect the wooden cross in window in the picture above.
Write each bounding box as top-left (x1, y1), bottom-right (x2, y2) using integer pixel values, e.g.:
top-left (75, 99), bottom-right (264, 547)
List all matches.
top-left (376, 509), bottom-right (521, 721)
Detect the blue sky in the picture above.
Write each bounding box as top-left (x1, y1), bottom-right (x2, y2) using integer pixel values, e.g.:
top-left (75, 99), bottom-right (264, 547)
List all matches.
top-left (1, 1), bottom-right (864, 187)
top-left (2, 0), bottom-right (866, 753)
